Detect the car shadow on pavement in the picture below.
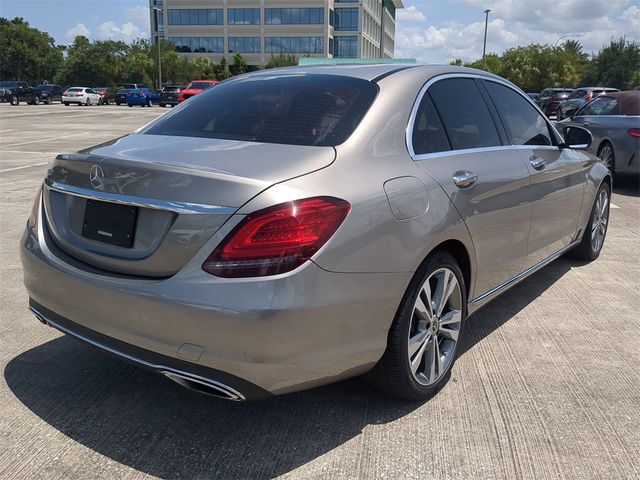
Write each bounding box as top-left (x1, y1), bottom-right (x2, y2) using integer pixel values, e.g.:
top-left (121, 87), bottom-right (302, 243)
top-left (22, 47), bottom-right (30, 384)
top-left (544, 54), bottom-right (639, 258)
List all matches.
top-left (5, 258), bottom-right (575, 479)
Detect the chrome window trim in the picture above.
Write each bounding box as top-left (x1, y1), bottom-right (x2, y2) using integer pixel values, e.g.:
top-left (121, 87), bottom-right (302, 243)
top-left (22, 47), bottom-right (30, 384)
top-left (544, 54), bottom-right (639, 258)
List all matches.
top-left (406, 73), bottom-right (564, 161)
top-left (44, 178), bottom-right (236, 215)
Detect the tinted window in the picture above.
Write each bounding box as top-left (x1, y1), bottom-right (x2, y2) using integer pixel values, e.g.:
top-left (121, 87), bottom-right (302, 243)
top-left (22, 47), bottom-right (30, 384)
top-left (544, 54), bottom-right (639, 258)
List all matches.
top-left (569, 90), bottom-right (585, 99)
top-left (188, 81), bottom-right (215, 89)
top-left (429, 78), bottom-right (501, 150)
top-left (143, 74), bottom-right (378, 147)
top-left (484, 81), bottom-right (552, 146)
top-left (579, 97), bottom-right (619, 116)
top-left (412, 93), bottom-right (451, 155)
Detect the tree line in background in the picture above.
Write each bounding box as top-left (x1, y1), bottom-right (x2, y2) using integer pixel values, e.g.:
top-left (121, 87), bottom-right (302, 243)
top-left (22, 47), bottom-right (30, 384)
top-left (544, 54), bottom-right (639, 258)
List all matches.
top-left (0, 17), bottom-right (297, 87)
top-left (2, 16), bottom-right (639, 92)
top-left (452, 38), bottom-right (640, 92)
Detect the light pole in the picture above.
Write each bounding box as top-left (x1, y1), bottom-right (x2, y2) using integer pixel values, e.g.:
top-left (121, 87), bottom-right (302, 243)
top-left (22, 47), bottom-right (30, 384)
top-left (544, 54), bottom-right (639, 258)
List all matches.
top-left (152, 6), bottom-right (162, 90)
top-left (482, 9), bottom-right (491, 70)
top-left (555, 33), bottom-right (581, 47)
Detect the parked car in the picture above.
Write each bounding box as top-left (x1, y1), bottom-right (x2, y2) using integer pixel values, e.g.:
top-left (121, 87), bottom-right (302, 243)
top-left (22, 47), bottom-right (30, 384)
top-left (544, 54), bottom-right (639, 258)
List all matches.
top-left (557, 87), bottom-right (619, 120)
top-left (558, 90), bottom-right (640, 175)
top-left (0, 81), bottom-right (37, 105)
top-left (126, 87), bottom-right (160, 107)
top-left (36, 84), bottom-right (64, 104)
top-left (115, 84), bottom-right (145, 105)
top-left (178, 80), bottom-right (218, 103)
top-left (537, 88), bottom-right (574, 117)
top-left (22, 65), bottom-right (611, 402)
top-left (159, 85), bottom-right (183, 107)
top-left (93, 87), bottom-right (113, 105)
top-left (62, 87), bottom-right (102, 106)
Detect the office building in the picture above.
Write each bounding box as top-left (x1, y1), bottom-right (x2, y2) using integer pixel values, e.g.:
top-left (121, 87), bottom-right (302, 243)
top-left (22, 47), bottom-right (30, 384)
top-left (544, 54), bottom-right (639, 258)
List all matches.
top-left (149, 0), bottom-right (404, 67)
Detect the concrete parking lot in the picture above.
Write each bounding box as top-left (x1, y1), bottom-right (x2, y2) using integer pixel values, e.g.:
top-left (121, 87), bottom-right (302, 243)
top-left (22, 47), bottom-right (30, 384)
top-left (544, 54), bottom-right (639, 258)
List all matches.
top-left (1, 103), bottom-right (639, 480)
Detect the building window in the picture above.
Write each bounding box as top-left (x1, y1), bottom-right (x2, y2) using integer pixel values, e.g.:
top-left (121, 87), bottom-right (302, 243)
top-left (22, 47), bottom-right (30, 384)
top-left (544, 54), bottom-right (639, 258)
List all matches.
top-left (167, 9), bottom-right (223, 25)
top-left (265, 37), bottom-right (324, 54)
top-left (334, 8), bottom-right (358, 31)
top-left (228, 8), bottom-right (260, 25)
top-left (334, 36), bottom-right (358, 57)
top-left (228, 37), bottom-right (261, 53)
top-left (264, 8), bottom-right (324, 25)
top-left (169, 37), bottom-right (224, 53)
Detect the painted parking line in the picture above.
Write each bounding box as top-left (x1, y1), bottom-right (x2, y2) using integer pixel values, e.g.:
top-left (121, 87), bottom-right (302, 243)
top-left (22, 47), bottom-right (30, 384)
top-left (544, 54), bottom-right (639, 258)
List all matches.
top-left (610, 203), bottom-right (620, 209)
top-left (1, 132), bottom-right (87, 148)
top-left (0, 162), bottom-right (48, 173)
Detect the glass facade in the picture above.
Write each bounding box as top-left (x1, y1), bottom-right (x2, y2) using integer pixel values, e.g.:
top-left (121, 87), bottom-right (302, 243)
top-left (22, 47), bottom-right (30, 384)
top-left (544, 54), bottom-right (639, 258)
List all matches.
top-left (334, 8), bottom-right (358, 31)
top-left (169, 37), bottom-right (224, 53)
top-left (167, 9), bottom-right (224, 25)
top-left (265, 37), bottom-right (324, 54)
top-left (228, 37), bottom-right (261, 53)
top-left (334, 36), bottom-right (358, 57)
top-left (264, 8), bottom-right (324, 25)
top-left (228, 8), bottom-right (260, 25)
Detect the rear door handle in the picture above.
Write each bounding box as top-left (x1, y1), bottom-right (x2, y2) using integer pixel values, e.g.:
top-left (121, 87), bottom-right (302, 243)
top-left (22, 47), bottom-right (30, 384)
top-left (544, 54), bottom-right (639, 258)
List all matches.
top-left (530, 157), bottom-right (546, 170)
top-left (453, 171), bottom-right (478, 188)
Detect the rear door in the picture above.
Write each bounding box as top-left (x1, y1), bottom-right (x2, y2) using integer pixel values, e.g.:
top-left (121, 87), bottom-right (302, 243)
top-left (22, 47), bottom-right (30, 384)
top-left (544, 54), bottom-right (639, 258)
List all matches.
top-left (411, 76), bottom-right (532, 297)
top-left (481, 79), bottom-right (585, 265)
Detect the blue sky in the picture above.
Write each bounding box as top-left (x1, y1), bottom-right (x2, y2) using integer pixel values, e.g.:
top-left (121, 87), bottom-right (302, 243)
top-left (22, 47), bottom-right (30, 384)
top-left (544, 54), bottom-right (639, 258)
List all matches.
top-left (1, 0), bottom-right (639, 63)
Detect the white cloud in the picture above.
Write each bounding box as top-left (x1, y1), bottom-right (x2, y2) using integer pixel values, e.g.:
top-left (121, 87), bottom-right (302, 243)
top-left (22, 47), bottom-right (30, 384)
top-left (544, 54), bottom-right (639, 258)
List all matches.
top-left (125, 6), bottom-right (150, 28)
top-left (65, 23), bottom-right (90, 40)
top-left (395, 1), bottom-right (640, 63)
top-left (397, 5), bottom-right (427, 22)
top-left (96, 20), bottom-right (147, 42)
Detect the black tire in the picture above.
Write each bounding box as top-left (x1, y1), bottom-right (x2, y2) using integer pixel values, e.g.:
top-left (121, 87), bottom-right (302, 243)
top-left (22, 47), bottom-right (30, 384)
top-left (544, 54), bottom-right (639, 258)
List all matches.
top-left (128, 104), bottom-right (133, 107)
top-left (116, 101), bottom-right (121, 106)
top-left (46, 97), bottom-right (52, 105)
top-left (64, 102), bottom-right (69, 106)
top-left (159, 103), bottom-right (165, 108)
top-left (85, 98), bottom-right (91, 106)
top-left (10, 95), bottom-right (18, 106)
top-left (570, 182), bottom-right (611, 261)
top-left (597, 142), bottom-right (615, 174)
top-left (368, 251), bottom-right (467, 401)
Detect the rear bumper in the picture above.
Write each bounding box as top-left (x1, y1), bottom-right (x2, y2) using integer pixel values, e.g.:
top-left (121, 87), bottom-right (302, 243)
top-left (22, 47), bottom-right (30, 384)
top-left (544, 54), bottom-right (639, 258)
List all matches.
top-left (21, 213), bottom-right (409, 397)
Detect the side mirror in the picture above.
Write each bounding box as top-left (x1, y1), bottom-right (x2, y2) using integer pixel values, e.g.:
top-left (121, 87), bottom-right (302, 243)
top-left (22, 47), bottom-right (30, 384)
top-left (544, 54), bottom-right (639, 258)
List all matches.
top-left (561, 126), bottom-right (593, 150)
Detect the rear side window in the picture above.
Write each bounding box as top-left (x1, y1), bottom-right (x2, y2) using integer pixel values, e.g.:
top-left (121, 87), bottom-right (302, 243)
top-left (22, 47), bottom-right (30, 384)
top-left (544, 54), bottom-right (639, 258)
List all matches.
top-left (143, 74), bottom-right (378, 147)
top-left (484, 81), bottom-right (553, 146)
top-left (428, 78), bottom-right (501, 150)
top-left (412, 93), bottom-right (451, 155)
top-left (579, 97), bottom-right (619, 116)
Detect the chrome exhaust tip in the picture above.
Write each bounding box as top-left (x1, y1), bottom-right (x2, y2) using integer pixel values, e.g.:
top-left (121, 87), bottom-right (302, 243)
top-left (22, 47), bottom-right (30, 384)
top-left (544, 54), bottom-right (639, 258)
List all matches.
top-left (161, 371), bottom-right (245, 401)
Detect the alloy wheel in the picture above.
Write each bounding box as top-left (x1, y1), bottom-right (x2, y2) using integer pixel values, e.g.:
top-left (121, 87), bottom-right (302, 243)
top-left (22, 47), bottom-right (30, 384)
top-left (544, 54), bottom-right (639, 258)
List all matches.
top-left (598, 144), bottom-right (614, 170)
top-left (591, 189), bottom-right (609, 253)
top-left (408, 268), bottom-right (462, 386)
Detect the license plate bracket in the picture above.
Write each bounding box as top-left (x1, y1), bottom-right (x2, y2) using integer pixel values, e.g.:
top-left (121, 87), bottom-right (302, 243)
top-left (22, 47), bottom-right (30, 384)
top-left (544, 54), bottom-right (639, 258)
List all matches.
top-left (82, 200), bottom-right (138, 248)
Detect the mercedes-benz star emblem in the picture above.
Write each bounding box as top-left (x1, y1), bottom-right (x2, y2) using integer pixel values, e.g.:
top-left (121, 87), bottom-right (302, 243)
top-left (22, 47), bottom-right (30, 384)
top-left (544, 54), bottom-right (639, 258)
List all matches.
top-left (89, 165), bottom-right (105, 189)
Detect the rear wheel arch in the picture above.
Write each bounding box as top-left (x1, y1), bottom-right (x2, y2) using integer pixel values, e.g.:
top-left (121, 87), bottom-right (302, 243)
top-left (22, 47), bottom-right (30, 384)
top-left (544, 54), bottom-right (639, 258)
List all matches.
top-left (430, 240), bottom-right (472, 300)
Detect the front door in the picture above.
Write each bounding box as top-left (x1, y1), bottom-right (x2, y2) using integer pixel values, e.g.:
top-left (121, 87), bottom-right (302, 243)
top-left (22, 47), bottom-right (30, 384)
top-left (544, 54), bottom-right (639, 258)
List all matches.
top-left (411, 77), bottom-right (532, 298)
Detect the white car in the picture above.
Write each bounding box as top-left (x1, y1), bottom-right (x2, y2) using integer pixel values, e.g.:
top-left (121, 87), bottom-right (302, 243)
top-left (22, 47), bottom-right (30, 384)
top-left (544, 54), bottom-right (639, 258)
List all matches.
top-left (62, 87), bottom-right (102, 106)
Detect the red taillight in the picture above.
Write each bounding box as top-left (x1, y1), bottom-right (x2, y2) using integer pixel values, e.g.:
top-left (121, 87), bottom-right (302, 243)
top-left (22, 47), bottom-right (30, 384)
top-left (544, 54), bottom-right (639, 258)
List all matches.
top-left (586, 92), bottom-right (593, 101)
top-left (202, 197), bottom-right (351, 278)
top-left (628, 128), bottom-right (640, 138)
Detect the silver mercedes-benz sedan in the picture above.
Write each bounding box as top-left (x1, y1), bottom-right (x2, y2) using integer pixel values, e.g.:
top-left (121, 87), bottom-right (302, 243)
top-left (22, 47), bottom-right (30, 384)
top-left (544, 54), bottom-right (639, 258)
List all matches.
top-left (21, 65), bottom-right (611, 401)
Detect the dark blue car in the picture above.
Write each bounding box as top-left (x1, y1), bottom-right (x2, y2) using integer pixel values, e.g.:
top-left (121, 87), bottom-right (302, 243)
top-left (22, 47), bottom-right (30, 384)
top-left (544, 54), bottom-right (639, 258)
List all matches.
top-left (126, 88), bottom-right (160, 107)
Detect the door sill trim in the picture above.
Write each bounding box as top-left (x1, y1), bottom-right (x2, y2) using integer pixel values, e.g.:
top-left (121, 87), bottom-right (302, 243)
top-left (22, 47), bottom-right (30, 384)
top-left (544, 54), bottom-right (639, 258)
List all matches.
top-left (468, 241), bottom-right (579, 313)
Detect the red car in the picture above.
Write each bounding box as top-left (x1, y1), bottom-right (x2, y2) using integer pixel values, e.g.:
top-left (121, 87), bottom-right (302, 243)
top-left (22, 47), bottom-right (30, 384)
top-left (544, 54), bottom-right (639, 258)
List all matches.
top-left (178, 80), bottom-right (219, 103)
top-left (93, 87), bottom-right (111, 105)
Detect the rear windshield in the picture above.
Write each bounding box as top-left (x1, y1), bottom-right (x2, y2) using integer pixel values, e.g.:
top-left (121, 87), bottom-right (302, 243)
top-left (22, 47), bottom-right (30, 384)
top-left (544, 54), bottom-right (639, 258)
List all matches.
top-left (122, 84), bottom-right (137, 89)
top-left (67, 88), bottom-right (82, 92)
top-left (553, 90), bottom-right (572, 97)
top-left (163, 86), bottom-right (181, 92)
top-left (0, 81), bottom-right (17, 87)
top-left (188, 81), bottom-right (215, 89)
top-left (143, 74), bottom-right (379, 147)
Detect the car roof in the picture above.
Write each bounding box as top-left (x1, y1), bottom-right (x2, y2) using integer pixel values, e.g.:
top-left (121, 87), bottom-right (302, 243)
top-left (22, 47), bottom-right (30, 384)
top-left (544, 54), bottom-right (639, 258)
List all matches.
top-left (242, 64), bottom-right (508, 84)
top-left (601, 91), bottom-right (640, 115)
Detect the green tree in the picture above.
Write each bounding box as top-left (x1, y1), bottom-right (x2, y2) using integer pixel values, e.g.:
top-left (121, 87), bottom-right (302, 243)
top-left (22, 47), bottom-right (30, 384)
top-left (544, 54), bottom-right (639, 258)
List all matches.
top-left (449, 58), bottom-right (463, 66)
top-left (583, 38), bottom-right (640, 89)
top-left (193, 56), bottom-right (215, 79)
top-left (0, 17), bottom-right (63, 83)
top-left (230, 53), bottom-right (248, 76)
top-left (265, 54), bottom-right (298, 69)
top-left (215, 56), bottom-right (232, 80)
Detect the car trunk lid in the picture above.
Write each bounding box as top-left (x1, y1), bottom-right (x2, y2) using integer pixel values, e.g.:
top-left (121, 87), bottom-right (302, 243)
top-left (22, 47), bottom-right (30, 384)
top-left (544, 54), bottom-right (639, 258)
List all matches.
top-left (42, 133), bottom-right (335, 277)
